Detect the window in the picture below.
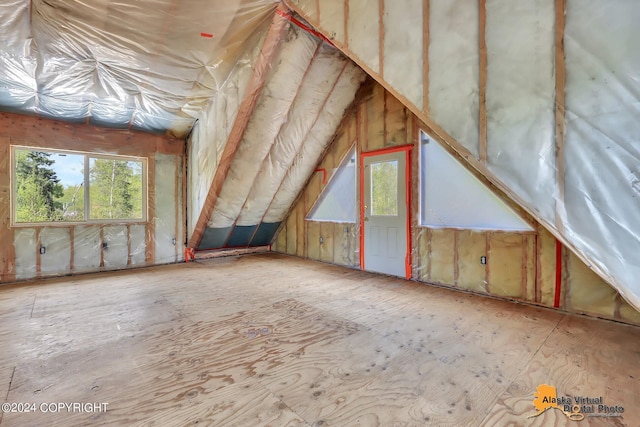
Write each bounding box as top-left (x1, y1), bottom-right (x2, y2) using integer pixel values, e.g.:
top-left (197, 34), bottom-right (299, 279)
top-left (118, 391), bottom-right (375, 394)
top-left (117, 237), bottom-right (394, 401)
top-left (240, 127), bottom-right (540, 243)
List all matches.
top-left (419, 131), bottom-right (533, 231)
top-left (12, 146), bottom-right (146, 225)
top-left (307, 147), bottom-right (357, 223)
top-left (370, 160), bottom-right (398, 216)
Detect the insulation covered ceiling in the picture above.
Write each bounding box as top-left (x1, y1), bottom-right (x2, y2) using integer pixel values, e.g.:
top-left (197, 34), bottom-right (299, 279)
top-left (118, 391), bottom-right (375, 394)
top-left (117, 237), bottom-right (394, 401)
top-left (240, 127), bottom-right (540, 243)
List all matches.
top-left (197, 26), bottom-right (366, 249)
top-left (0, 0), bottom-right (280, 137)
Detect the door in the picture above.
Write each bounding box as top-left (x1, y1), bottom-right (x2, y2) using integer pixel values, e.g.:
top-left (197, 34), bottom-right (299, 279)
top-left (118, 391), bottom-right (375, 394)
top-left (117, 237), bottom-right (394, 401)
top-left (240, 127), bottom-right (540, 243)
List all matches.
top-left (362, 149), bottom-right (409, 277)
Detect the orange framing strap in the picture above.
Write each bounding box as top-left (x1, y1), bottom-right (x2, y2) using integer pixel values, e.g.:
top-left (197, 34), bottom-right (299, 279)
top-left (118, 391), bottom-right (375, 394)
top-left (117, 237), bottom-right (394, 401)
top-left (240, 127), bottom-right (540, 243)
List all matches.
top-left (359, 144), bottom-right (413, 279)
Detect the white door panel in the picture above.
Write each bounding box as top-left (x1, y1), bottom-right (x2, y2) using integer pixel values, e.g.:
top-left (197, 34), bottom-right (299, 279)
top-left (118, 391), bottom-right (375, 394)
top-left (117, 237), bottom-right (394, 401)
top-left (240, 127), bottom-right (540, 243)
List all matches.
top-left (363, 151), bottom-right (408, 277)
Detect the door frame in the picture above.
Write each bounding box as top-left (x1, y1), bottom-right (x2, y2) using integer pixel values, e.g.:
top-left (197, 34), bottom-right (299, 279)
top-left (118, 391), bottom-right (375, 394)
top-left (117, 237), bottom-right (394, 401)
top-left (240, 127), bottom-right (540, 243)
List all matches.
top-left (359, 144), bottom-right (413, 279)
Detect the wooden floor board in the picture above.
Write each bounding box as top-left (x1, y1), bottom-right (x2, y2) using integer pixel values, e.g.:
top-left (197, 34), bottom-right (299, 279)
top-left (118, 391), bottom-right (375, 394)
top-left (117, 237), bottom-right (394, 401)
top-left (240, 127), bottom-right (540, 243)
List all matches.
top-left (0, 254), bottom-right (638, 426)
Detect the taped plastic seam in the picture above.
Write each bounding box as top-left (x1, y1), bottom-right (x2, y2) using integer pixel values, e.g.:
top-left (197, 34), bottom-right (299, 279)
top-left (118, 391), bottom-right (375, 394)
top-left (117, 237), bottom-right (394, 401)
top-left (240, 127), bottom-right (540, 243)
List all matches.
top-left (0, 0), bottom-right (279, 137)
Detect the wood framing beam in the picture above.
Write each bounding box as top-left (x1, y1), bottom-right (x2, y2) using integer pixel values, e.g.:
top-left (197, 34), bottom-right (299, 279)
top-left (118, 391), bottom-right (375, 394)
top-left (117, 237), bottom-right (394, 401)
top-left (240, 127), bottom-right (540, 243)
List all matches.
top-left (187, 4), bottom-right (290, 249)
top-left (0, 138), bottom-right (15, 283)
top-left (554, 0), bottom-right (567, 232)
top-left (0, 112), bottom-right (183, 156)
top-left (478, 0), bottom-right (488, 163)
top-left (146, 154), bottom-right (156, 263)
top-left (378, 0), bottom-right (385, 78)
top-left (423, 0), bottom-right (430, 113)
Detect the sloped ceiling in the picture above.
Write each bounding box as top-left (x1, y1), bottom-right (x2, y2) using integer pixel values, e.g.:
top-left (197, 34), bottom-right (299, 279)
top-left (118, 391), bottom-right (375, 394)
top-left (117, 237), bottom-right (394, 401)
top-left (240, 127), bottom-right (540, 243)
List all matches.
top-left (198, 26), bottom-right (365, 249)
top-left (0, 0), bottom-right (279, 137)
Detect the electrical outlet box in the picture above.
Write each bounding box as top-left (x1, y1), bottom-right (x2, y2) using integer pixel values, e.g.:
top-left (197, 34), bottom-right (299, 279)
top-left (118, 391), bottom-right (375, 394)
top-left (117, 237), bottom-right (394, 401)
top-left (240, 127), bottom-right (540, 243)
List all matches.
top-left (480, 256), bottom-right (487, 265)
top-left (39, 246), bottom-right (46, 255)
top-left (344, 226), bottom-right (349, 234)
top-left (319, 236), bottom-right (324, 244)
top-left (103, 242), bottom-right (108, 250)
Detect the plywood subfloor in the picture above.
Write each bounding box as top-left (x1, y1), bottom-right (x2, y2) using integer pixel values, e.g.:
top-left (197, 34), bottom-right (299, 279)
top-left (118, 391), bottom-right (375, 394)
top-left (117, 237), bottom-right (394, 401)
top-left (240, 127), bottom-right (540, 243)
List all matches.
top-left (0, 253), bottom-right (638, 426)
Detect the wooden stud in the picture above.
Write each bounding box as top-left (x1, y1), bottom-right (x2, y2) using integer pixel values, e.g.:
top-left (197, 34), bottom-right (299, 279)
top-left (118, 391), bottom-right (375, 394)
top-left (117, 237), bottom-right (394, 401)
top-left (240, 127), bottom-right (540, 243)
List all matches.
top-left (453, 229), bottom-right (459, 287)
top-left (146, 154), bottom-right (156, 264)
top-left (614, 294), bottom-right (622, 320)
top-left (426, 227), bottom-right (432, 282)
top-left (344, 0), bottom-right (349, 49)
top-left (182, 151), bottom-right (187, 250)
top-left (127, 224), bottom-right (132, 267)
top-left (485, 232), bottom-right (491, 293)
top-left (521, 234), bottom-right (528, 299)
top-left (478, 0), bottom-right (488, 163)
top-left (0, 138), bottom-right (15, 283)
top-left (0, 113), bottom-right (183, 156)
top-left (35, 227), bottom-right (41, 276)
top-left (174, 155), bottom-right (179, 261)
top-left (554, 0), bottom-right (567, 232)
top-left (535, 228), bottom-right (542, 303)
top-left (99, 226), bottom-right (105, 268)
top-left (378, 0), bottom-right (385, 78)
top-left (423, 0), bottom-right (430, 113)
top-left (69, 227), bottom-right (75, 272)
top-left (188, 5), bottom-right (290, 249)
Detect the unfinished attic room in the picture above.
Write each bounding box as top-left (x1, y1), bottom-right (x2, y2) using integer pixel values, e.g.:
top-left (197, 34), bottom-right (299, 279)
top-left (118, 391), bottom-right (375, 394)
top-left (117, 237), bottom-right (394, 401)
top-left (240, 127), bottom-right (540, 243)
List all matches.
top-left (2, 0), bottom-right (640, 426)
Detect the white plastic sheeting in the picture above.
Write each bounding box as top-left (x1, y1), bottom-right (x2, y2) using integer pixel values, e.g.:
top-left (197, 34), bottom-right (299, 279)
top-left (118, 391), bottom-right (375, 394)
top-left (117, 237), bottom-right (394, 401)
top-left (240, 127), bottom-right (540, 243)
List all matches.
top-left (428, 0), bottom-right (479, 157)
top-left (236, 45), bottom-right (351, 226)
top-left (263, 61), bottom-right (365, 223)
top-left (564, 0), bottom-right (640, 310)
top-left (201, 22), bottom-right (365, 238)
top-left (208, 28), bottom-right (319, 228)
top-left (187, 35), bottom-right (264, 236)
top-left (383, 0), bottom-right (423, 109)
top-left (420, 132), bottom-right (532, 231)
top-left (6, 153), bottom-right (183, 282)
top-left (486, 0), bottom-right (556, 222)
top-left (307, 147), bottom-right (357, 223)
top-left (0, 0), bottom-right (278, 137)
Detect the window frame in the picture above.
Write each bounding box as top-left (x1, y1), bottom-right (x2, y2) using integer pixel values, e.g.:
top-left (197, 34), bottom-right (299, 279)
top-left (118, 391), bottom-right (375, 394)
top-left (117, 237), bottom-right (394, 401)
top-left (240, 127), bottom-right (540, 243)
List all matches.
top-left (10, 145), bottom-right (148, 227)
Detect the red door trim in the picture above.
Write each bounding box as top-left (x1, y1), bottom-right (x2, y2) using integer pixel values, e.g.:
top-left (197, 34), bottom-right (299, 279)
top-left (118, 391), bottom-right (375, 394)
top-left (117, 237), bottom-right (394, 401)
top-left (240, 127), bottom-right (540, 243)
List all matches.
top-left (359, 144), bottom-right (413, 279)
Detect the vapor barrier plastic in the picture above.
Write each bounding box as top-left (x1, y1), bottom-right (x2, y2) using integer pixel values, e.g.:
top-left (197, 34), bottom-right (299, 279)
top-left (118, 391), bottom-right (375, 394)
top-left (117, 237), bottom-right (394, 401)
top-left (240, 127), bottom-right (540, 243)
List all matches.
top-left (264, 61), bottom-right (366, 223)
top-left (187, 32), bottom-right (265, 236)
top-left (307, 147), bottom-right (357, 223)
top-left (0, 0), bottom-right (279, 137)
top-left (236, 45), bottom-right (349, 227)
top-left (208, 28), bottom-right (319, 229)
top-left (383, 0), bottom-right (423, 109)
top-left (420, 133), bottom-right (533, 231)
top-left (485, 0), bottom-right (556, 222)
top-left (564, 0), bottom-right (640, 310)
top-left (155, 153), bottom-right (180, 264)
top-left (4, 152), bottom-right (184, 282)
top-left (428, 0), bottom-right (479, 158)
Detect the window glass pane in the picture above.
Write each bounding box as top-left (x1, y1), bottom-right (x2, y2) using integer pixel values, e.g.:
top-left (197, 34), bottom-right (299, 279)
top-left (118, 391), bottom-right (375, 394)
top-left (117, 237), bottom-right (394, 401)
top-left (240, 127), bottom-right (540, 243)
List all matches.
top-left (89, 158), bottom-right (143, 220)
top-left (307, 148), bottom-right (357, 222)
top-left (14, 149), bottom-right (85, 222)
top-left (371, 160), bottom-right (398, 216)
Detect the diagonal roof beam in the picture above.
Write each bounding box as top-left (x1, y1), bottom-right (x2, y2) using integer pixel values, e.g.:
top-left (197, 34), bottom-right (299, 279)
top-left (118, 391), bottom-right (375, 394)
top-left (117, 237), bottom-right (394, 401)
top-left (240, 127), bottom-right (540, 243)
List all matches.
top-left (187, 3), bottom-right (290, 249)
